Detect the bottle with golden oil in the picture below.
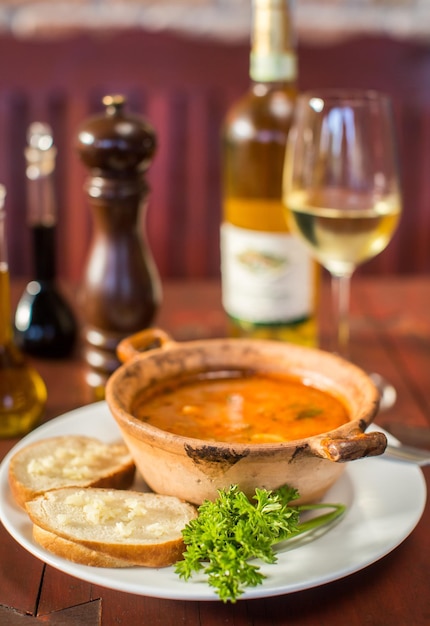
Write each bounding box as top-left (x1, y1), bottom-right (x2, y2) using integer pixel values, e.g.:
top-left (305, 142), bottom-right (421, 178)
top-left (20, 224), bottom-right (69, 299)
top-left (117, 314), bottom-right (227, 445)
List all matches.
top-left (0, 186), bottom-right (47, 438)
top-left (220, 0), bottom-right (319, 345)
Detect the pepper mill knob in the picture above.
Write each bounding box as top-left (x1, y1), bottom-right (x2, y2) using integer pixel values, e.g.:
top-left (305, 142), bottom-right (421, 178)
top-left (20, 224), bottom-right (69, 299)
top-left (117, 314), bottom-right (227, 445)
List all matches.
top-left (78, 94), bottom-right (156, 173)
top-left (77, 95), bottom-right (161, 398)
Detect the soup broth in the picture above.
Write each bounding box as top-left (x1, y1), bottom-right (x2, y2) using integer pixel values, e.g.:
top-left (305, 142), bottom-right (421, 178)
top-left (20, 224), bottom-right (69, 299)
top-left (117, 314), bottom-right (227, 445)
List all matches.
top-left (131, 372), bottom-right (350, 444)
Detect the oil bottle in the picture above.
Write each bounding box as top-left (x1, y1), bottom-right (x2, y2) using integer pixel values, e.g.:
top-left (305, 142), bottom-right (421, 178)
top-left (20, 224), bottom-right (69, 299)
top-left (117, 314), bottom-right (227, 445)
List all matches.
top-left (0, 186), bottom-right (47, 438)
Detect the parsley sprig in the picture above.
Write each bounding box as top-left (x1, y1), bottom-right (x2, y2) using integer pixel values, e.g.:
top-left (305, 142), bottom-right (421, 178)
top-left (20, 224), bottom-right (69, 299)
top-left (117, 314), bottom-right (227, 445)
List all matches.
top-left (175, 484), bottom-right (345, 602)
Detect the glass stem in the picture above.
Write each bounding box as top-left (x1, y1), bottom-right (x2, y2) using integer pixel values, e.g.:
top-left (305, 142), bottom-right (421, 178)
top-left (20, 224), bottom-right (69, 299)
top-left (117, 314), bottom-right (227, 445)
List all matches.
top-left (331, 272), bottom-right (352, 359)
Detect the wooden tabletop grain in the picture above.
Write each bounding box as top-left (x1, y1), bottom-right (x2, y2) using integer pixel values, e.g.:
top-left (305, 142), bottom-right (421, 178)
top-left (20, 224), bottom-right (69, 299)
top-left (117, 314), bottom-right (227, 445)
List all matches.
top-left (1, 277), bottom-right (429, 626)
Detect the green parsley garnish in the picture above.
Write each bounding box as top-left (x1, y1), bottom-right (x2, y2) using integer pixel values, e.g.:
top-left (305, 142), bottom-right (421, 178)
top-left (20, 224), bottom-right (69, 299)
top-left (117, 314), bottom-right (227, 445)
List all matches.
top-left (175, 484), bottom-right (345, 602)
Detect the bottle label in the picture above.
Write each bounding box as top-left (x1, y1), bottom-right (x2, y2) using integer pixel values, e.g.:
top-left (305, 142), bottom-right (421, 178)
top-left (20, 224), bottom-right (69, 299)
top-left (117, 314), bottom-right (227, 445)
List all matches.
top-left (250, 51), bottom-right (297, 83)
top-left (220, 223), bottom-right (313, 324)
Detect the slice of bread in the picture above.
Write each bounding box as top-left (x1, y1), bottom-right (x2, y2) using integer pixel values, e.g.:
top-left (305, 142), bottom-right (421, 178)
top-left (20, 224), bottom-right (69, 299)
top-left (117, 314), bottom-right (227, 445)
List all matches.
top-left (8, 436), bottom-right (136, 509)
top-left (32, 525), bottom-right (134, 568)
top-left (26, 487), bottom-right (197, 568)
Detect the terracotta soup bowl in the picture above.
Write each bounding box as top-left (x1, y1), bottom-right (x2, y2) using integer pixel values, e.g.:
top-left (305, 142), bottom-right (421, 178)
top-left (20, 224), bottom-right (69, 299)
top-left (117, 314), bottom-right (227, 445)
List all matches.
top-left (105, 328), bottom-right (385, 505)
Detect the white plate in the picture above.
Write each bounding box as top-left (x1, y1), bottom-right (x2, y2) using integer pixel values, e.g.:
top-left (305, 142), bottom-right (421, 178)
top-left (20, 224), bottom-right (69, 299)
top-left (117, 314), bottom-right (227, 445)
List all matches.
top-left (0, 402), bottom-right (427, 601)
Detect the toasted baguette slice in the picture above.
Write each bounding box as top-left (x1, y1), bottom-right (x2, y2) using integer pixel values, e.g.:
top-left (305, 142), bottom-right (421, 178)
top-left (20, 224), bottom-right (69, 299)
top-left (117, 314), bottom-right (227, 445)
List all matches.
top-left (9, 436), bottom-right (136, 508)
top-left (26, 487), bottom-right (197, 568)
top-left (33, 525), bottom-right (134, 568)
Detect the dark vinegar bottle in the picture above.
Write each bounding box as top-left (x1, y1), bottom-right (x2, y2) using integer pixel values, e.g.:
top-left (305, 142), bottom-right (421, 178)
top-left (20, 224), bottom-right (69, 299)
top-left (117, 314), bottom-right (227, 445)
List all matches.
top-left (14, 122), bottom-right (77, 358)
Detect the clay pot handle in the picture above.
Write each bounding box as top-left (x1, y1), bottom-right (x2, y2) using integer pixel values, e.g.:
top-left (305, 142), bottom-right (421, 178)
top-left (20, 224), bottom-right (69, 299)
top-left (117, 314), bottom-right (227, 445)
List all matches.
top-left (311, 430), bottom-right (387, 462)
top-left (116, 328), bottom-right (174, 364)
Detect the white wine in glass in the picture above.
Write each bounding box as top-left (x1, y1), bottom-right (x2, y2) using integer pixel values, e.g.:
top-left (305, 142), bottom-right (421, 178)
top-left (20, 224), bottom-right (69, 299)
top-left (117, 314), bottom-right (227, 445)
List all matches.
top-left (283, 90), bottom-right (402, 360)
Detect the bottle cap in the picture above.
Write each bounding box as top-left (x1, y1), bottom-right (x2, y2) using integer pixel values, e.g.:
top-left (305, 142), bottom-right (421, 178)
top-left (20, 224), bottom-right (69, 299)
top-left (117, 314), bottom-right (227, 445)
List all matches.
top-left (25, 122), bottom-right (57, 179)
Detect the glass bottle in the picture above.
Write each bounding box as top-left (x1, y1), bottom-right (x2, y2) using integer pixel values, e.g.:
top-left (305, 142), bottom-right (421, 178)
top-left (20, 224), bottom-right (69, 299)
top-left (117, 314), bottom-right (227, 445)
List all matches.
top-left (14, 122), bottom-right (77, 358)
top-left (220, 0), bottom-right (319, 345)
top-left (0, 186), bottom-right (47, 438)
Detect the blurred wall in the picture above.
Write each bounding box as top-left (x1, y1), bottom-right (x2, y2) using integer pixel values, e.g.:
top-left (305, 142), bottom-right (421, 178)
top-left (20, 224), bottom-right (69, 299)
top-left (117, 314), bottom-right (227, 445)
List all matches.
top-left (0, 5), bottom-right (430, 281)
top-left (1, 1), bottom-right (429, 43)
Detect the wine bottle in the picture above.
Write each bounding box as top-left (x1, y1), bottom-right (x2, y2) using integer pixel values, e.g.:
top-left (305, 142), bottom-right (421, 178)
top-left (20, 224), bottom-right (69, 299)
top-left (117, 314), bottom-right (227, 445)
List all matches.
top-left (220, 0), bottom-right (318, 345)
top-left (14, 122), bottom-right (77, 358)
top-left (0, 186), bottom-right (47, 438)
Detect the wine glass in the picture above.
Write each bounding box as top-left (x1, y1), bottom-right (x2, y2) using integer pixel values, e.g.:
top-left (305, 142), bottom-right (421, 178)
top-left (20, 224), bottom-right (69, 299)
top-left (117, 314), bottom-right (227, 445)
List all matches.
top-left (283, 90), bottom-right (401, 405)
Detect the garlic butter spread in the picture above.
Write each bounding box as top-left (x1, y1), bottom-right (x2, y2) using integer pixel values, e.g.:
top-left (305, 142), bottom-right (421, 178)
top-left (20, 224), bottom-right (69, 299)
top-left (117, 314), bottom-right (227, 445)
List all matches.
top-left (26, 442), bottom-right (129, 484)
top-left (52, 491), bottom-right (188, 541)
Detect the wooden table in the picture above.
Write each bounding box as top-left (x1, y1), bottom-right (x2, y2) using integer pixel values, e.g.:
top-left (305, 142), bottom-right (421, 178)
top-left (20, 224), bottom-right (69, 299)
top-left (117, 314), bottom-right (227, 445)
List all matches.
top-left (1, 277), bottom-right (429, 625)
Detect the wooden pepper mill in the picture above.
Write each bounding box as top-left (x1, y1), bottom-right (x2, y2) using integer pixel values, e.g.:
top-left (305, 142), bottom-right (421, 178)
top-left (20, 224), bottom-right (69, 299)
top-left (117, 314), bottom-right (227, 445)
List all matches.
top-left (76, 94), bottom-right (161, 398)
